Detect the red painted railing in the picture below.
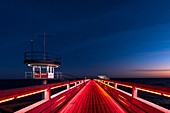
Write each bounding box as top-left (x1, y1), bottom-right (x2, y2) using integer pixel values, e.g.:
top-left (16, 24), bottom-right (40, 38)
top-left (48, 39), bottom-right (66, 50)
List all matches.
top-left (0, 79), bottom-right (90, 113)
top-left (95, 79), bottom-right (170, 113)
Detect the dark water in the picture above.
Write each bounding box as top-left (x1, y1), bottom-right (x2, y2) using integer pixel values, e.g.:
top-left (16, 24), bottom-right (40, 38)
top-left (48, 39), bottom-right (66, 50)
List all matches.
top-left (0, 79), bottom-right (62, 91)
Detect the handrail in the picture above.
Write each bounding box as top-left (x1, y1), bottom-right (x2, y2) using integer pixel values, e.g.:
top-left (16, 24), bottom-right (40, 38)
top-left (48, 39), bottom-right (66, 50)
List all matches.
top-left (25, 51), bottom-right (60, 56)
top-left (95, 79), bottom-right (170, 97)
top-left (0, 79), bottom-right (89, 102)
top-left (0, 79), bottom-right (90, 113)
top-left (95, 79), bottom-right (170, 113)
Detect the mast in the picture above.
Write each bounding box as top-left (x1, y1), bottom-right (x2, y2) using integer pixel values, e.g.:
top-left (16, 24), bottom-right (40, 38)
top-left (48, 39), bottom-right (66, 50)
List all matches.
top-left (31, 34), bottom-right (33, 59)
top-left (44, 32), bottom-right (45, 60)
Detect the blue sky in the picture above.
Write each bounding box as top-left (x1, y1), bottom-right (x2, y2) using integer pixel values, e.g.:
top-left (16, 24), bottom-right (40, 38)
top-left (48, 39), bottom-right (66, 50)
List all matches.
top-left (0, 0), bottom-right (170, 78)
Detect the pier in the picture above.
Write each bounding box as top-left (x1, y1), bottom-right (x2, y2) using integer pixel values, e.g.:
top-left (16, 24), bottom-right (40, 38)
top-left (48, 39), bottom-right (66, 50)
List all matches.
top-left (0, 79), bottom-right (170, 113)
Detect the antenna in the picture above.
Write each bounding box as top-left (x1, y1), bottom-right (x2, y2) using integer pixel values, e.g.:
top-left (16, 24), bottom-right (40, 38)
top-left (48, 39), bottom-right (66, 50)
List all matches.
top-left (37, 32), bottom-right (51, 60)
top-left (44, 32), bottom-right (45, 60)
top-left (31, 34), bottom-right (33, 59)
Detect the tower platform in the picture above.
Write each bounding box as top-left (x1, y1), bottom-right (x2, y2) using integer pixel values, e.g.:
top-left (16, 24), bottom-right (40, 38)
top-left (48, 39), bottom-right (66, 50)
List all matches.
top-left (24, 52), bottom-right (61, 67)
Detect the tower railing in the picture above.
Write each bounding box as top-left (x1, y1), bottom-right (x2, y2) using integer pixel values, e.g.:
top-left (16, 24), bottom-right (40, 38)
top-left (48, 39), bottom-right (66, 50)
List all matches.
top-left (24, 51), bottom-right (61, 63)
top-left (0, 79), bottom-right (90, 113)
top-left (25, 72), bottom-right (33, 79)
top-left (95, 79), bottom-right (170, 113)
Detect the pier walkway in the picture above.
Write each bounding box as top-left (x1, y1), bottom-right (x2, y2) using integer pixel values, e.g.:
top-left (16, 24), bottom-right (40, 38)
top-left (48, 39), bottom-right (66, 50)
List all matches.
top-left (58, 80), bottom-right (126, 113)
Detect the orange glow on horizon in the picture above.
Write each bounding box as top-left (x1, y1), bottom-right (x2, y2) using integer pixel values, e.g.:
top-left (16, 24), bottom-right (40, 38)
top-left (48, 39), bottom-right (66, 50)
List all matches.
top-left (132, 71), bottom-right (170, 78)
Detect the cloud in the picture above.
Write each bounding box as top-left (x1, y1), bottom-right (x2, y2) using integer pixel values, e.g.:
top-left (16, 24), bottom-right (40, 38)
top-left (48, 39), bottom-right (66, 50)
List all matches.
top-left (132, 69), bottom-right (170, 72)
top-left (159, 41), bottom-right (170, 43)
top-left (138, 51), bottom-right (170, 56)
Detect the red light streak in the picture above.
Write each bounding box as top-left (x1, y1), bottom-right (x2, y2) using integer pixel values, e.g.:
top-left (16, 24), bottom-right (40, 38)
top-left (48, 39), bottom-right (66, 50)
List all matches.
top-left (17, 89), bottom-right (46, 98)
top-left (51, 84), bottom-right (66, 90)
top-left (118, 98), bottom-right (129, 107)
top-left (54, 96), bottom-right (65, 104)
top-left (163, 94), bottom-right (170, 98)
top-left (0, 97), bottom-right (15, 104)
top-left (52, 99), bottom-right (66, 111)
top-left (137, 88), bottom-right (161, 95)
top-left (118, 84), bottom-right (132, 88)
top-left (118, 94), bottom-right (128, 100)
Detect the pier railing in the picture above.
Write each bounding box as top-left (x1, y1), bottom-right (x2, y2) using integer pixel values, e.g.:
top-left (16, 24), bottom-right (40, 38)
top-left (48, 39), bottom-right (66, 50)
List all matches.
top-left (95, 79), bottom-right (170, 113)
top-left (0, 79), bottom-right (90, 113)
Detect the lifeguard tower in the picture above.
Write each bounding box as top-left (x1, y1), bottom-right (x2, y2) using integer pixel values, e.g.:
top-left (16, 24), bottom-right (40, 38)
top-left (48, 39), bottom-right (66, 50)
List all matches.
top-left (24, 32), bottom-right (61, 79)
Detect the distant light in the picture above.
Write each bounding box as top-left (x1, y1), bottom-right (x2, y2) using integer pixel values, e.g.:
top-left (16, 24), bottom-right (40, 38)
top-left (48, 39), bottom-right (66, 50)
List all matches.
top-left (98, 75), bottom-right (109, 80)
top-left (28, 64), bottom-right (31, 66)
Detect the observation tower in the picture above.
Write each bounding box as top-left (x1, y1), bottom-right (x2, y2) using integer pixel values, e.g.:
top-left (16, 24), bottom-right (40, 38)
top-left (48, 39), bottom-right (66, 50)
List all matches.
top-left (24, 32), bottom-right (61, 79)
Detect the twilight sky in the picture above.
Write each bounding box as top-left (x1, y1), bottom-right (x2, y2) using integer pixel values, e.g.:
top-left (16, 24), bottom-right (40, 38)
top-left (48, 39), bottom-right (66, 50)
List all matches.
top-left (1, 0), bottom-right (170, 79)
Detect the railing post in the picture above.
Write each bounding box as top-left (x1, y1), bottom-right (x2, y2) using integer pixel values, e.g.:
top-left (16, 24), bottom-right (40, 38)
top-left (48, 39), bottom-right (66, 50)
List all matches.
top-left (67, 83), bottom-right (70, 90)
top-left (75, 82), bottom-right (77, 87)
top-left (107, 82), bottom-right (109, 86)
top-left (45, 88), bottom-right (51, 100)
top-left (114, 83), bottom-right (117, 89)
top-left (33, 66), bottom-right (35, 79)
top-left (132, 87), bottom-right (138, 98)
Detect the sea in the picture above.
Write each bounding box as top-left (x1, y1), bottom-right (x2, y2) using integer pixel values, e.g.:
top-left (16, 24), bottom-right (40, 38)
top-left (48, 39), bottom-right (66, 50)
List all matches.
top-left (0, 78), bottom-right (170, 91)
top-left (0, 79), bottom-right (62, 91)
